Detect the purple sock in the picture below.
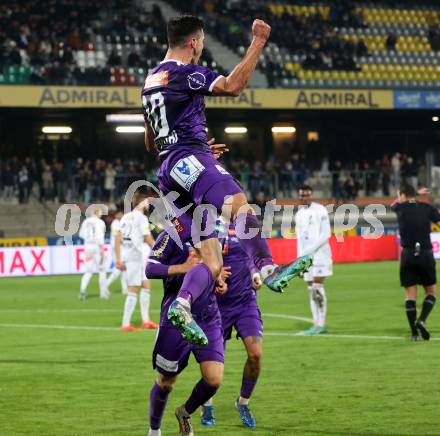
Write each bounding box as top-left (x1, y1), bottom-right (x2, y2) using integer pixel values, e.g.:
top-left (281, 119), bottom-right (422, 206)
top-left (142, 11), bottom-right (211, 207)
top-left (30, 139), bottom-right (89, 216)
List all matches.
top-left (177, 263), bottom-right (214, 305)
top-left (235, 213), bottom-right (273, 271)
top-left (184, 379), bottom-right (219, 414)
top-left (240, 376), bottom-right (258, 399)
top-left (149, 382), bottom-right (170, 430)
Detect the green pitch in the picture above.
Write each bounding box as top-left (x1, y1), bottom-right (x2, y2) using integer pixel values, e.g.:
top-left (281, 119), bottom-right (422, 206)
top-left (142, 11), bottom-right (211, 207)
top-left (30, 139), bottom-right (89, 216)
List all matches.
top-left (1, 261), bottom-right (440, 435)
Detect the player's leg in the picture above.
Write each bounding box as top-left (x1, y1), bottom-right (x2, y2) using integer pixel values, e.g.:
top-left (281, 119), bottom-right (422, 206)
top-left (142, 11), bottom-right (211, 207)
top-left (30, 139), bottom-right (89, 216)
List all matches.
top-left (178, 319), bottom-right (224, 433)
top-left (404, 286), bottom-right (419, 340)
top-left (121, 260), bottom-right (142, 331)
top-left (168, 251), bottom-right (217, 346)
top-left (97, 249), bottom-right (110, 299)
top-left (310, 276), bottom-right (328, 334)
top-left (105, 267), bottom-right (121, 289)
top-left (416, 255), bottom-right (437, 340)
top-left (149, 373), bottom-right (177, 436)
top-left (79, 250), bottom-right (94, 300)
top-left (120, 271), bottom-right (128, 294)
top-left (150, 326), bottom-right (191, 435)
top-left (234, 305), bottom-right (263, 429)
top-left (401, 252), bottom-right (419, 340)
top-left (141, 277), bottom-right (159, 329)
top-left (176, 361), bottom-right (223, 436)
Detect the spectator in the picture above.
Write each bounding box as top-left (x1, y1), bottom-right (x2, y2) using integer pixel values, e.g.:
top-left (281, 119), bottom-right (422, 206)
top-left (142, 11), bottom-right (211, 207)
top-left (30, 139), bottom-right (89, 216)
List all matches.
top-left (18, 164), bottom-right (30, 203)
top-left (104, 163), bottom-right (117, 201)
top-left (41, 164), bottom-right (54, 202)
top-left (391, 152), bottom-right (401, 188)
top-left (2, 165), bottom-right (15, 202)
top-left (54, 162), bottom-right (68, 202)
top-left (386, 33), bottom-right (397, 51)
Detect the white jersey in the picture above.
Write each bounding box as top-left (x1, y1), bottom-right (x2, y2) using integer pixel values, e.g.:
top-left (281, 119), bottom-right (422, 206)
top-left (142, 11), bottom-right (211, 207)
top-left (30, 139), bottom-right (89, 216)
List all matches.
top-left (295, 202), bottom-right (332, 264)
top-left (110, 218), bottom-right (121, 248)
top-left (120, 210), bottom-right (151, 262)
top-left (79, 216), bottom-right (106, 248)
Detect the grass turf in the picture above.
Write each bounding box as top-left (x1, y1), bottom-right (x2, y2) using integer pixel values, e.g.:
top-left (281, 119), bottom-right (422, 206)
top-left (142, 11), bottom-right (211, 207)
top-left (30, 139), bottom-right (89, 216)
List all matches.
top-left (1, 261), bottom-right (440, 435)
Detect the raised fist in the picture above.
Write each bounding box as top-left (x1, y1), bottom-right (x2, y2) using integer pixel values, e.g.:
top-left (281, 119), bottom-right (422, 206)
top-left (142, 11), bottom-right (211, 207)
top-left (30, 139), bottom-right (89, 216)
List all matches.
top-left (252, 19), bottom-right (271, 42)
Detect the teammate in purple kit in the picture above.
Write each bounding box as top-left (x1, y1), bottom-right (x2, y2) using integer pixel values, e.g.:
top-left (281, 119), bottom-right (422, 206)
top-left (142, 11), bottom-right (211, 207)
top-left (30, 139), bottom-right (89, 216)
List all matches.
top-left (200, 220), bottom-right (263, 429)
top-left (145, 224), bottom-right (228, 436)
top-left (142, 15), bottom-right (312, 347)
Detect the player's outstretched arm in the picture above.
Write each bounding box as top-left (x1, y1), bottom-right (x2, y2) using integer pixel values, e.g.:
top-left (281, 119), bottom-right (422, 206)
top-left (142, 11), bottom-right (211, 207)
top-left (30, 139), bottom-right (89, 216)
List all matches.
top-left (212, 19), bottom-right (271, 97)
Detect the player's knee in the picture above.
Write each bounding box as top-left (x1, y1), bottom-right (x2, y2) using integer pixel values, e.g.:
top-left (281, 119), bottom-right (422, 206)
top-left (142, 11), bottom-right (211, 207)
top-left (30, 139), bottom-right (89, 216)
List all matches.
top-left (156, 374), bottom-right (176, 392)
top-left (247, 348), bottom-right (262, 368)
top-left (203, 373), bottom-right (222, 389)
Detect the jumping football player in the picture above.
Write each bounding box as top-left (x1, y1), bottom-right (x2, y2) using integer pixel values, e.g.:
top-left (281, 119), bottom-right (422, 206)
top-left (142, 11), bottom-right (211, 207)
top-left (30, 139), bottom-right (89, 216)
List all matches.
top-left (145, 222), bottom-right (228, 436)
top-left (295, 185), bottom-right (332, 335)
top-left (78, 207), bottom-right (109, 300)
top-left (201, 219), bottom-right (263, 429)
top-left (142, 15), bottom-right (311, 346)
top-left (115, 195), bottom-right (158, 331)
top-left (106, 210), bottom-right (128, 294)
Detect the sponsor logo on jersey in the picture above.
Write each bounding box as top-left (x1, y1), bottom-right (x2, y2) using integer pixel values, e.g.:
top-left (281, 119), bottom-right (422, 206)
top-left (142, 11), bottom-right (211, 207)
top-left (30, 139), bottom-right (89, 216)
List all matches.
top-left (155, 353), bottom-right (179, 373)
top-left (151, 234), bottom-right (170, 258)
top-left (170, 155), bottom-right (205, 191)
top-left (187, 72), bottom-right (206, 90)
top-left (144, 71), bottom-right (169, 89)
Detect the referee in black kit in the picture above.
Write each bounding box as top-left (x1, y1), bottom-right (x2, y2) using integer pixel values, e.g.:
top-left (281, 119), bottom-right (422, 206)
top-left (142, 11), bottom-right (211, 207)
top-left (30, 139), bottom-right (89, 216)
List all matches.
top-left (392, 185), bottom-right (440, 340)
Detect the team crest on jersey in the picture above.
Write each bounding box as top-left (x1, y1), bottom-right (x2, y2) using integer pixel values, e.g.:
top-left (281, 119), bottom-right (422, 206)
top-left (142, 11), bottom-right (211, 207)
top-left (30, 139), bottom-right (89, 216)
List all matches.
top-left (170, 155), bottom-right (205, 191)
top-left (187, 72), bottom-right (206, 90)
top-left (144, 70), bottom-right (169, 89)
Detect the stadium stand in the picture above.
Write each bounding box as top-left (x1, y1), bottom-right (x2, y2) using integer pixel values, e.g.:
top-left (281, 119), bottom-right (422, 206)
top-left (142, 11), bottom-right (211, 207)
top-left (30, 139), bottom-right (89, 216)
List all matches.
top-left (0, 0), bottom-right (438, 88)
top-left (167, 0), bottom-right (440, 89)
top-left (0, 0), bottom-right (226, 86)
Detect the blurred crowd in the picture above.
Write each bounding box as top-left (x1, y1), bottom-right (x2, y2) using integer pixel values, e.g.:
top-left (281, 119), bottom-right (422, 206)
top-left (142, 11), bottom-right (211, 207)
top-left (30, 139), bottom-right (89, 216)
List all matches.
top-left (167, 0), bottom-right (365, 85)
top-left (0, 152), bottom-right (427, 205)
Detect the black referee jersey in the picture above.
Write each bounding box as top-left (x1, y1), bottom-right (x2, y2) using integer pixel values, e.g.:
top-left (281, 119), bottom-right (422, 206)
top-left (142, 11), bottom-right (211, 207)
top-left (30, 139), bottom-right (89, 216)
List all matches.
top-left (392, 200), bottom-right (440, 287)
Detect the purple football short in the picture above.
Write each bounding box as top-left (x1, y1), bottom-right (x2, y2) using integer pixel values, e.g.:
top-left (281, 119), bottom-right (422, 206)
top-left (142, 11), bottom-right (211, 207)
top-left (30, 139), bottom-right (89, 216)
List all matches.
top-left (152, 321), bottom-right (224, 377)
top-left (220, 299), bottom-right (263, 342)
top-left (158, 148), bottom-right (243, 212)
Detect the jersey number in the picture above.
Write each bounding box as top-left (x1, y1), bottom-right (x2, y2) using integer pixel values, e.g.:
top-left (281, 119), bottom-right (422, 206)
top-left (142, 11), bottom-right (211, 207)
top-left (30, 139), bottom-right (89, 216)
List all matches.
top-left (143, 92), bottom-right (169, 138)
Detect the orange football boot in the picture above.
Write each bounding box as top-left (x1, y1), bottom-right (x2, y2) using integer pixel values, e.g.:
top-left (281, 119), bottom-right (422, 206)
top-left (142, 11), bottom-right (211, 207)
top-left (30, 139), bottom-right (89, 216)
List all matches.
top-left (141, 320), bottom-right (159, 329)
top-left (120, 323), bottom-right (142, 332)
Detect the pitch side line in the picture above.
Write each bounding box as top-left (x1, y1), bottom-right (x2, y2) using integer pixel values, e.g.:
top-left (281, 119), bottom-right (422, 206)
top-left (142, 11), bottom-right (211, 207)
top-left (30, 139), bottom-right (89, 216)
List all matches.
top-left (0, 309), bottom-right (312, 323)
top-left (0, 323), bottom-right (438, 341)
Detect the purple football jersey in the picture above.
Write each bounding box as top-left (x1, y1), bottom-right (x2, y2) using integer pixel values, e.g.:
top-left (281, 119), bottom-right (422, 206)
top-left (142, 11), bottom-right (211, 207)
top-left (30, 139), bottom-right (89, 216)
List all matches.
top-left (141, 60), bottom-right (222, 154)
top-left (146, 230), bottom-right (220, 327)
top-left (216, 222), bottom-right (258, 310)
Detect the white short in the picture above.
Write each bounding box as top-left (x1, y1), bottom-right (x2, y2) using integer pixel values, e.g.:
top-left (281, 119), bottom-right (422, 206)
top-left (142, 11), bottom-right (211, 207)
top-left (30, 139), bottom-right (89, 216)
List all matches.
top-left (125, 259), bottom-right (144, 287)
top-left (303, 260), bottom-right (333, 282)
top-left (84, 247), bottom-right (105, 273)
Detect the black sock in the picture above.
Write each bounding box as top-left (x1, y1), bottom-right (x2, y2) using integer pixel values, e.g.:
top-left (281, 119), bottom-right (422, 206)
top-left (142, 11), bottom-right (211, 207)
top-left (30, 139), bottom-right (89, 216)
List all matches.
top-left (405, 300), bottom-right (418, 335)
top-left (419, 295), bottom-right (436, 323)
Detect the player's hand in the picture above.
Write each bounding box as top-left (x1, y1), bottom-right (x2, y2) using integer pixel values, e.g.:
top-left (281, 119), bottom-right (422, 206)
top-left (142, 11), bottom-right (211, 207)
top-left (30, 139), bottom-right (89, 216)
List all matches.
top-left (417, 187), bottom-right (430, 195)
top-left (219, 266), bottom-right (232, 281)
top-left (116, 260), bottom-right (126, 271)
top-left (252, 19), bottom-right (271, 43)
top-left (215, 278), bottom-right (228, 295)
top-left (182, 251), bottom-right (200, 272)
top-left (252, 272), bottom-right (262, 290)
top-left (208, 137), bottom-right (229, 160)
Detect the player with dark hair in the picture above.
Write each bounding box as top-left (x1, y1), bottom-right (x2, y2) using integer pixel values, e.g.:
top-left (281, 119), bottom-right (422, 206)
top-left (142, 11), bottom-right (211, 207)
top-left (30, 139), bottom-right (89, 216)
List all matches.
top-left (392, 185), bottom-right (439, 340)
top-left (142, 14), bottom-right (311, 346)
top-left (295, 185), bottom-right (332, 335)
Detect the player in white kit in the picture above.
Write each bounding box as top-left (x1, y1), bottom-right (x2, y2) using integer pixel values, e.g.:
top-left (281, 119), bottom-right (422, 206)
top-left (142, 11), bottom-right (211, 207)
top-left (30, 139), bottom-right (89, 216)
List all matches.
top-left (106, 210), bottom-right (128, 294)
top-left (295, 185), bottom-right (333, 335)
top-left (78, 207), bottom-right (110, 300)
top-left (115, 195), bottom-right (158, 332)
